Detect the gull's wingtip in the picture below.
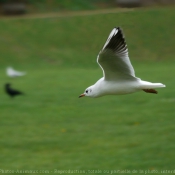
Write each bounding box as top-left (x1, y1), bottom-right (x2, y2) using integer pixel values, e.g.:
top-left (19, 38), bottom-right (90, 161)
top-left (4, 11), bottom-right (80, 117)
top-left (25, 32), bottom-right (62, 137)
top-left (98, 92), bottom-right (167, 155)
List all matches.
top-left (110, 27), bottom-right (124, 38)
top-left (114, 26), bottom-right (122, 31)
top-left (112, 27), bottom-right (120, 33)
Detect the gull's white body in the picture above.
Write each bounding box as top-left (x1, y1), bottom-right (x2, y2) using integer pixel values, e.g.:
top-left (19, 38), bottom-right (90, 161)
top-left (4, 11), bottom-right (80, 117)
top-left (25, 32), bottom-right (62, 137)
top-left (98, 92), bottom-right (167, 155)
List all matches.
top-left (87, 78), bottom-right (138, 97)
top-left (79, 27), bottom-right (165, 98)
top-left (6, 67), bottom-right (26, 78)
top-left (89, 78), bottom-right (164, 98)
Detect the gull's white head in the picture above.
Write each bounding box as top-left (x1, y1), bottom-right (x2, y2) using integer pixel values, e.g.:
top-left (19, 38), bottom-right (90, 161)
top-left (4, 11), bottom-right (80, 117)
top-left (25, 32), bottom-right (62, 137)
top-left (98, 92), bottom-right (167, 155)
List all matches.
top-left (79, 86), bottom-right (95, 98)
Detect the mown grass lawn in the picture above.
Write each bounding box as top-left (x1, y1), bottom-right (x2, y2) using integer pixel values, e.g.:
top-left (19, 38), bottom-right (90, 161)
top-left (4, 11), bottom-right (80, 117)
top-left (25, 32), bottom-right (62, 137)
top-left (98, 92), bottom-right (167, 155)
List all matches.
top-left (0, 7), bottom-right (174, 175)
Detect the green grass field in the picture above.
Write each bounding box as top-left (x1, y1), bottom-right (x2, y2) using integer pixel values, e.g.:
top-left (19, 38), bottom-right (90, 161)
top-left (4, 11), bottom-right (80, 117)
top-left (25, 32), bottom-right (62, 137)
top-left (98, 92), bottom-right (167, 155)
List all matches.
top-left (27, 0), bottom-right (113, 12)
top-left (0, 7), bottom-right (175, 175)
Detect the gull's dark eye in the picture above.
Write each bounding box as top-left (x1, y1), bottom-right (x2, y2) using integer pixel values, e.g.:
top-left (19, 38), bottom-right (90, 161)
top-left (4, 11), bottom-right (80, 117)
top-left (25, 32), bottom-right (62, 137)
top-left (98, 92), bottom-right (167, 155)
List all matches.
top-left (86, 90), bottom-right (88, 93)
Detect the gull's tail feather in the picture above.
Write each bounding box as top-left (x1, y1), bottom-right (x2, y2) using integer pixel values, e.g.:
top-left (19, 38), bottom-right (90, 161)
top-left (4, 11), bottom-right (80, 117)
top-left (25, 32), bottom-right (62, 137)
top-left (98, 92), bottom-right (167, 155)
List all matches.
top-left (150, 83), bottom-right (165, 88)
top-left (140, 81), bottom-right (165, 94)
top-left (140, 81), bottom-right (166, 88)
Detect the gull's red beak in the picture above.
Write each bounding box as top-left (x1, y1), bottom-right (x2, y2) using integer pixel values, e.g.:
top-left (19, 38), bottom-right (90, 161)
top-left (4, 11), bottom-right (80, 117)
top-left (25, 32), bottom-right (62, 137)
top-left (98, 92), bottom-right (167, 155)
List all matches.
top-left (79, 94), bottom-right (85, 98)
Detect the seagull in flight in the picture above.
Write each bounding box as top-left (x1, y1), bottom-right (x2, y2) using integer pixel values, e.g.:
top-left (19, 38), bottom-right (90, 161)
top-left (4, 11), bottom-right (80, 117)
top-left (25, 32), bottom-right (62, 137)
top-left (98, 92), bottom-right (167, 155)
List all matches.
top-left (79, 27), bottom-right (165, 98)
top-left (6, 66), bottom-right (26, 78)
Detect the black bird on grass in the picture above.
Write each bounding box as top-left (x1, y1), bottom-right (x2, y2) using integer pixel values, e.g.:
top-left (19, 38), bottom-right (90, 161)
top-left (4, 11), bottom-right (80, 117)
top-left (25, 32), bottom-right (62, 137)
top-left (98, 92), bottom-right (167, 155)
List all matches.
top-left (5, 83), bottom-right (24, 98)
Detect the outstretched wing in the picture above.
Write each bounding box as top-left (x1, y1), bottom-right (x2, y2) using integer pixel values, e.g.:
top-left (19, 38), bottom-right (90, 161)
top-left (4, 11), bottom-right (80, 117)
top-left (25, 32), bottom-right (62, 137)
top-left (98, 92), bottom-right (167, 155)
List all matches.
top-left (97, 27), bottom-right (136, 81)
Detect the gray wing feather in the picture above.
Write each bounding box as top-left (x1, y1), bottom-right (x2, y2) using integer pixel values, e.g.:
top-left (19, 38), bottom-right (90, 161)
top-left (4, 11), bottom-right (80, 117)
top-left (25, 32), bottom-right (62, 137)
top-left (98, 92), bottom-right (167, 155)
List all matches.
top-left (97, 27), bottom-right (136, 81)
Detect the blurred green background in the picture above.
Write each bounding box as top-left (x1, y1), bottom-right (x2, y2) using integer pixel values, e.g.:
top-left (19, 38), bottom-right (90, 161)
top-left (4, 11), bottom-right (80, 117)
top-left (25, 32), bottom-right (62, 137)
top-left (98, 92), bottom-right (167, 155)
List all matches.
top-left (0, 1), bottom-right (175, 175)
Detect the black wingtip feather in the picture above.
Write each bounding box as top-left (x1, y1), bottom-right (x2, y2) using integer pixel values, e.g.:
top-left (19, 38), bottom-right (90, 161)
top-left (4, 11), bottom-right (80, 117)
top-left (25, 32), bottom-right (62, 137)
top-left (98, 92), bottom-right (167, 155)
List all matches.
top-left (104, 27), bottom-right (128, 54)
